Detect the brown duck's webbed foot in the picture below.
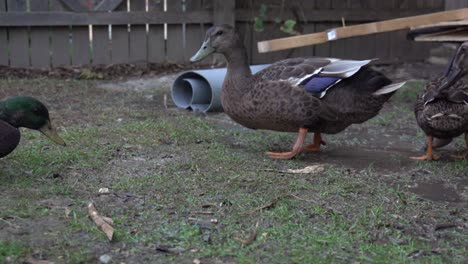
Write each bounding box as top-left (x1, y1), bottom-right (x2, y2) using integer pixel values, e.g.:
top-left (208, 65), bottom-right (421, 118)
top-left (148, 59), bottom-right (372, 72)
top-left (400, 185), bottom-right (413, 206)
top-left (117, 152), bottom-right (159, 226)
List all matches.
top-left (451, 134), bottom-right (468, 159)
top-left (304, 133), bottom-right (326, 152)
top-left (411, 136), bottom-right (440, 161)
top-left (267, 128), bottom-right (307, 159)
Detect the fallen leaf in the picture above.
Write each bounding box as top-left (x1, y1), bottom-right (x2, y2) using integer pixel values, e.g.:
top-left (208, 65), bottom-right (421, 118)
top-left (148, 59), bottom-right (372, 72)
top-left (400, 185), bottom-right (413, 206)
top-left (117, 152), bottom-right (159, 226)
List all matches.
top-left (87, 202), bottom-right (114, 240)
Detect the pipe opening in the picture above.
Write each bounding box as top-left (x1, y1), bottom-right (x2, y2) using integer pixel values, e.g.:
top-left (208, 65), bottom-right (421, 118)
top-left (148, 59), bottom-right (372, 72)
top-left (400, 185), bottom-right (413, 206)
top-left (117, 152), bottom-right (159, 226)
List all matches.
top-left (172, 74), bottom-right (211, 111)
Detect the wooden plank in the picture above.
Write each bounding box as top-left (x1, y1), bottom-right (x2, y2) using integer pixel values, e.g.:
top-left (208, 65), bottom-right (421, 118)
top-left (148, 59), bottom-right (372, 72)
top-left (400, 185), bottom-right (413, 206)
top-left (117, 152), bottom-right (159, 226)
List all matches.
top-left (314, 0), bottom-right (332, 58)
top-left (0, 0), bottom-right (8, 65)
top-left (413, 29), bottom-right (468, 41)
top-left (184, 0), bottom-right (205, 62)
top-left (129, 0), bottom-right (147, 64)
top-left (59, 0), bottom-right (88, 12)
top-left (7, 0), bottom-right (29, 67)
top-left (213, 0), bottom-right (235, 26)
top-left (235, 8), bottom-right (441, 23)
top-left (166, 0), bottom-right (184, 63)
top-left (50, 0), bottom-right (71, 66)
top-left (29, 0), bottom-right (50, 68)
top-left (147, 0), bottom-right (165, 63)
top-left (72, 26), bottom-right (91, 65)
top-left (0, 10), bottom-right (213, 26)
top-left (236, 21), bottom-right (253, 64)
top-left (446, 0), bottom-right (468, 10)
top-left (111, 1), bottom-right (129, 64)
top-left (258, 8), bottom-right (468, 53)
top-left (95, 0), bottom-right (125, 11)
top-left (92, 26), bottom-right (111, 64)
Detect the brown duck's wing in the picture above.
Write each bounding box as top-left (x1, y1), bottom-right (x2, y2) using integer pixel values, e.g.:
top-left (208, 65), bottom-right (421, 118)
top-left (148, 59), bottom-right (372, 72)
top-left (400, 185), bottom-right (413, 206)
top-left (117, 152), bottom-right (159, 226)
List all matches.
top-left (423, 77), bottom-right (468, 104)
top-left (422, 78), bottom-right (444, 105)
top-left (252, 74), bottom-right (339, 123)
top-left (0, 120), bottom-right (21, 158)
top-left (254, 57), bottom-right (332, 83)
top-left (445, 80), bottom-right (468, 104)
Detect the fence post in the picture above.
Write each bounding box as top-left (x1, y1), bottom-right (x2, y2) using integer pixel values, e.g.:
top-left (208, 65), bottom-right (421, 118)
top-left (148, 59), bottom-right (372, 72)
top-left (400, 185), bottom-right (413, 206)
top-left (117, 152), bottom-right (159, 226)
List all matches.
top-left (213, 0), bottom-right (235, 26)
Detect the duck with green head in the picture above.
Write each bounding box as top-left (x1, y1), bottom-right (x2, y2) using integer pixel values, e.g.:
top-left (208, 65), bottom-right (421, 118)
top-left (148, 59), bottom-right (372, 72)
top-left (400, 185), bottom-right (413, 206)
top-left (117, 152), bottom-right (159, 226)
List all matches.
top-left (0, 96), bottom-right (65, 158)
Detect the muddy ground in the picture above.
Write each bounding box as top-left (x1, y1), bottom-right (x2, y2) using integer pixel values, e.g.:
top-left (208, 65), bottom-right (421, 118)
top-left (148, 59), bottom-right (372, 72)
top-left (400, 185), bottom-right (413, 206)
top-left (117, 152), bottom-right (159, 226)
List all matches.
top-left (0, 62), bottom-right (466, 263)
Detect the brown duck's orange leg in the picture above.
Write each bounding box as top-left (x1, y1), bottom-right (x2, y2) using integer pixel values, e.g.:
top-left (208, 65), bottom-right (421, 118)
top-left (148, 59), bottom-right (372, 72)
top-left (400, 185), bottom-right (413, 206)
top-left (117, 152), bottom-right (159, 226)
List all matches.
top-left (411, 136), bottom-right (440, 161)
top-left (267, 128), bottom-right (307, 159)
top-left (304, 133), bottom-right (326, 152)
top-left (451, 133), bottom-right (468, 159)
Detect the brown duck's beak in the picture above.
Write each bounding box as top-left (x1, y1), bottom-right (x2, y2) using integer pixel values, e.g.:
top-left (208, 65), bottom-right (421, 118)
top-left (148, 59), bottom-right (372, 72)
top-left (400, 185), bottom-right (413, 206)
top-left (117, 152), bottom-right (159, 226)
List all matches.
top-left (39, 120), bottom-right (66, 146)
top-left (190, 39), bottom-right (215, 62)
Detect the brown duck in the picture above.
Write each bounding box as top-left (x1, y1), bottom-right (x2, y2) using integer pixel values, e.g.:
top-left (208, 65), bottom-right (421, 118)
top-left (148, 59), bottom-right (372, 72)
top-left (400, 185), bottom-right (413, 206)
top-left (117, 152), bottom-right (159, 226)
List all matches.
top-left (191, 25), bottom-right (405, 159)
top-left (412, 42), bottom-right (468, 161)
top-left (0, 96), bottom-right (65, 158)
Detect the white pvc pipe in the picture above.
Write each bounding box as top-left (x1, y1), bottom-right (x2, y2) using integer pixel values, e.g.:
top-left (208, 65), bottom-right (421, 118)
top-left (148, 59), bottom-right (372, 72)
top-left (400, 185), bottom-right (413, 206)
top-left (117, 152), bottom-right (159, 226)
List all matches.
top-left (171, 65), bottom-right (269, 112)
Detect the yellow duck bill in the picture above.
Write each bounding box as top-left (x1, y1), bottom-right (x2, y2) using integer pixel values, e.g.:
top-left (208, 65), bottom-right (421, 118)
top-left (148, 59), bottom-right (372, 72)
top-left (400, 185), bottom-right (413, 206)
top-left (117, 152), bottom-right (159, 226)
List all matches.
top-left (39, 120), bottom-right (66, 146)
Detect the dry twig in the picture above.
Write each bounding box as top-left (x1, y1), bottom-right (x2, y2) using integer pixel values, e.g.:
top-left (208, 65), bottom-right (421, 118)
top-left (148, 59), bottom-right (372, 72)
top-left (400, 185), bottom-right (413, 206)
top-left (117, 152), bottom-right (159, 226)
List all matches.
top-left (87, 202), bottom-right (114, 240)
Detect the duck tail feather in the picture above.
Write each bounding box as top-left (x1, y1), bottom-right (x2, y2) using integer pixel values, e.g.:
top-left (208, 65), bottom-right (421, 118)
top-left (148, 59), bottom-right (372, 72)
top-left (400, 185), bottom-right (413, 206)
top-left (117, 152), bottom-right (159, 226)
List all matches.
top-left (372, 82), bottom-right (406, 95)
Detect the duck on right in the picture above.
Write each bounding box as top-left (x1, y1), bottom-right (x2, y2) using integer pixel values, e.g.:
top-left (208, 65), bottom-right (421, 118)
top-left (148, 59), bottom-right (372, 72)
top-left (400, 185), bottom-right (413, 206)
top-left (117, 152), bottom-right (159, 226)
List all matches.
top-left (412, 42), bottom-right (468, 161)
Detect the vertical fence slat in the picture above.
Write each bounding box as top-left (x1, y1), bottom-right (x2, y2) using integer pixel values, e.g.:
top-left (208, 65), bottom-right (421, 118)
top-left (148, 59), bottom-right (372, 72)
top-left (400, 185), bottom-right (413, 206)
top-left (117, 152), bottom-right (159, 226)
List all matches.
top-left (50, 0), bottom-right (71, 66)
top-left (166, 0), bottom-right (184, 62)
top-left (314, 1), bottom-right (332, 57)
top-left (92, 26), bottom-right (111, 65)
top-left (30, 0), bottom-right (50, 68)
top-left (7, 0), bottom-right (29, 67)
top-left (0, 0), bottom-right (8, 66)
top-left (111, 1), bottom-right (129, 64)
top-left (148, 0), bottom-right (165, 63)
top-left (71, 0), bottom-right (91, 66)
top-left (184, 0), bottom-right (205, 61)
top-left (329, 0), bottom-right (346, 58)
top-left (129, 0), bottom-right (147, 64)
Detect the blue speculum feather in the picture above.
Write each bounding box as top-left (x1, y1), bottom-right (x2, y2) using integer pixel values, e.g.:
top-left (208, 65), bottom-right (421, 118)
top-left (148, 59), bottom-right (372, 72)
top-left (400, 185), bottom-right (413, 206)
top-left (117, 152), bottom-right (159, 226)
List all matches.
top-left (301, 76), bottom-right (341, 94)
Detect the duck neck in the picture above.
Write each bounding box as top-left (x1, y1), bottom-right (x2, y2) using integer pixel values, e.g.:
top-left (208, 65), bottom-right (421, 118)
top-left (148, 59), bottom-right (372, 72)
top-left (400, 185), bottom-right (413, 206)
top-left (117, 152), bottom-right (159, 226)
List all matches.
top-left (224, 47), bottom-right (252, 96)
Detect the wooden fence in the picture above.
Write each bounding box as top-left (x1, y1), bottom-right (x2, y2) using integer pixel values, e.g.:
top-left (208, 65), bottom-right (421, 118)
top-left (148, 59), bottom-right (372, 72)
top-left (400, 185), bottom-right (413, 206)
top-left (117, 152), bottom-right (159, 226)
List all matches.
top-left (0, 0), bottom-right (458, 68)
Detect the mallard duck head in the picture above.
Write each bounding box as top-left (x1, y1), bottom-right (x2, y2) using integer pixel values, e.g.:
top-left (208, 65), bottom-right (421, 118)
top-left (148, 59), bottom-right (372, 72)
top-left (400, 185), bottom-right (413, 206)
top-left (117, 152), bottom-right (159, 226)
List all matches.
top-left (190, 24), bottom-right (242, 62)
top-left (1, 96), bottom-right (66, 146)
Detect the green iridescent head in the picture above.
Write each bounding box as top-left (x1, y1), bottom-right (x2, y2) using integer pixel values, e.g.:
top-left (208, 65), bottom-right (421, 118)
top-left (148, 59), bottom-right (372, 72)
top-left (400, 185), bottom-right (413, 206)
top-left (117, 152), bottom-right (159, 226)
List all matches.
top-left (1, 96), bottom-right (66, 146)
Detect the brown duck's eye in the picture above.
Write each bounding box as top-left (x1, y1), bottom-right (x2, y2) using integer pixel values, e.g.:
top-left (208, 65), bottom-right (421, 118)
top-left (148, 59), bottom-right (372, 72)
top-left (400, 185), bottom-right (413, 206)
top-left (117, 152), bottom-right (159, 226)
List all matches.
top-left (216, 30), bottom-right (223, 36)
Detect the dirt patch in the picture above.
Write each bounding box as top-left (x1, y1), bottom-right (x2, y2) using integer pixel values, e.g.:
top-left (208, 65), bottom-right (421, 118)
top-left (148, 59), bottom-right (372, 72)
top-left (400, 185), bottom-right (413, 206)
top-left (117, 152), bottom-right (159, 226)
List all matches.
top-left (0, 62), bottom-right (467, 263)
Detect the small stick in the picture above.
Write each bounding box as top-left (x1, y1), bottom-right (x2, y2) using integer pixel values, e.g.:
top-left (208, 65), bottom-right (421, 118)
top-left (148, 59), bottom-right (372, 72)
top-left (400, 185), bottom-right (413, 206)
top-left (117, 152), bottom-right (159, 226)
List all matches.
top-left (88, 202), bottom-right (114, 240)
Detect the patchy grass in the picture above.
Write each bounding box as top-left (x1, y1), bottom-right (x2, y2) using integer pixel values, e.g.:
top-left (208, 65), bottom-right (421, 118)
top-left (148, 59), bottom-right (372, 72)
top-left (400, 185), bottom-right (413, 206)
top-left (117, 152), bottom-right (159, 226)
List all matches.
top-left (0, 77), bottom-right (466, 263)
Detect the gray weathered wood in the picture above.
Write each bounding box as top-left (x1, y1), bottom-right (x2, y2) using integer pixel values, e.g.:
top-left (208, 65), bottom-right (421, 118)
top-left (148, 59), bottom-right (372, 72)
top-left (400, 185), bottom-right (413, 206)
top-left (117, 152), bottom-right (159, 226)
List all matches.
top-left (95, 0), bottom-right (125, 11)
top-left (92, 26), bottom-right (111, 64)
top-left (446, 0), bottom-right (468, 10)
top-left (213, 0), bottom-right (235, 26)
top-left (235, 8), bottom-right (442, 23)
top-left (50, 0), bottom-right (71, 66)
top-left (0, 10), bottom-right (213, 26)
top-left (59, 0), bottom-right (88, 11)
top-left (0, 0), bottom-right (8, 65)
top-left (111, 1), bottom-right (129, 64)
top-left (72, 26), bottom-right (91, 65)
top-left (129, 0), bottom-right (147, 64)
top-left (236, 21), bottom-right (253, 64)
top-left (148, 0), bottom-right (165, 63)
top-left (166, 0), bottom-right (184, 62)
top-left (30, 0), bottom-right (50, 68)
top-left (184, 0), bottom-right (205, 62)
top-left (7, 0), bottom-right (29, 67)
